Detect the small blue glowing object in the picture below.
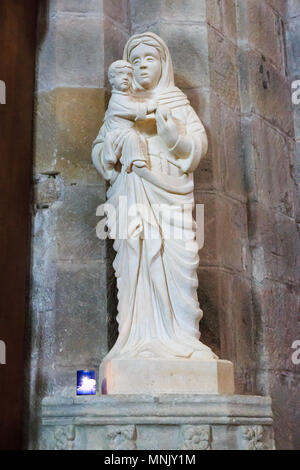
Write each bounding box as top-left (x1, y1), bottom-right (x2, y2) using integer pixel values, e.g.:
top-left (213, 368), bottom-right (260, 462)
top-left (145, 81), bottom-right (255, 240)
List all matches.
top-left (77, 370), bottom-right (96, 395)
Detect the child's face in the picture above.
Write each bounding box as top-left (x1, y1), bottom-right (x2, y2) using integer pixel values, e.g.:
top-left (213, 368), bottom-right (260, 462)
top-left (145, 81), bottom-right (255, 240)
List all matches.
top-left (111, 67), bottom-right (133, 92)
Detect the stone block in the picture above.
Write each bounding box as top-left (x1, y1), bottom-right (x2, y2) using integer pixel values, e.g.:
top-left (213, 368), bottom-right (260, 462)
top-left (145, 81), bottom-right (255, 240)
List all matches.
top-left (194, 92), bottom-right (246, 200)
top-left (196, 192), bottom-right (251, 274)
top-left (55, 185), bottom-right (106, 262)
top-left (286, 18), bottom-right (300, 79)
top-left (55, 0), bottom-right (103, 14)
top-left (30, 209), bottom-right (58, 313)
top-left (55, 261), bottom-right (108, 368)
top-left (222, 0), bottom-right (238, 42)
top-left (130, 0), bottom-right (206, 27)
top-left (103, 0), bottom-right (129, 27)
top-left (52, 0), bottom-right (129, 27)
top-left (34, 88), bottom-right (108, 184)
top-left (239, 50), bottom-right (294, 136)
top-left (242, 116), bottom-right (298, 218)
top-left (266, 0), bottom-right (286, 18)
top-left (293, 102), bottom-right (300, 140)
top-left (55, 14), bottom-right (105, 88)
top-left (198, 268), bottom-right (256, 394)
top-left (36, 8), bottom-right (128, 92)
top-left (100, 359), bottom-right (234, 395)
top-left (293, 141), bottom-right (300, 205)
top-left (288, 0), bottom-right (300, 19)
top-left (197, 268), bottom-right (221, 358)
top-left (208, 26), bottom-right (240, 111)
top-left (36, 7), bottom-right (57, 93)
top-left (36, 12), bottom-right (106, 89)
top-left (206, 0), bottom-right (222, 32)
top-left (268, 370), bottom-right (300, 449)
top-left (103, 17), bottom-right (130, 87)
top-left (207, 0), bottom-right (237, 42)
top-left (254, 280), bottom-right (300, 373)
top-left (247, 0), bottom-right (284, 71)
top-left (185, 87), bottom-right (211, 128)
top-left (34, 90), bottom-right (56, 172)
top-left (130, 22), bottom-right (210, 89)
top-left (185, 89), bottom-right (217, 192)
top-left (249, 202), bottom-right (300, 285)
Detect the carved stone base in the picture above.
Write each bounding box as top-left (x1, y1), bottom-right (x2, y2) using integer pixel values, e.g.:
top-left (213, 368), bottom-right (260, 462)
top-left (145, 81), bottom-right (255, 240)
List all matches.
top-left (99, 359), bottom-right (235, 394)
top-left (40, 395), bottom-right (275, 450)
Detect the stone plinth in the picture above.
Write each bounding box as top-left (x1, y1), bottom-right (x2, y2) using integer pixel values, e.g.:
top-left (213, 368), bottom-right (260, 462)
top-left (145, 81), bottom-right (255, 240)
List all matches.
top-left (40, 395), bottom-right (275, 450)
top-left (99, 359), bottom-right (234, 395)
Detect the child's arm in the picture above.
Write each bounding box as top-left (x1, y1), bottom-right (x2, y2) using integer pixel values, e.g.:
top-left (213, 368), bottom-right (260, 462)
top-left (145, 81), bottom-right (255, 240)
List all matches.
top-left (111, 94), bottom-right (157, 121)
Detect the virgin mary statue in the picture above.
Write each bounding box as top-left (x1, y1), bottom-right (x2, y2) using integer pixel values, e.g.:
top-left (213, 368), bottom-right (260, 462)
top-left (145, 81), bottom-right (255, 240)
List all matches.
top-left (92, 32), bottom-right (219, 377)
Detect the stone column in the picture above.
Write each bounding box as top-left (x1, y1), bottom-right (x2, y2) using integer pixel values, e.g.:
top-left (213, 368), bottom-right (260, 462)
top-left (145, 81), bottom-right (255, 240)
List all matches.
top-left (236, 0), bottom-right (300, 450)
top-left (26, 0), bottom-right (130, 449)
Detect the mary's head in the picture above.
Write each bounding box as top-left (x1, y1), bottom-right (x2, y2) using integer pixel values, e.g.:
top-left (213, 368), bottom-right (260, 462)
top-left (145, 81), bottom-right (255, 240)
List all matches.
top-left (123, 32), bottom-right (175, 93)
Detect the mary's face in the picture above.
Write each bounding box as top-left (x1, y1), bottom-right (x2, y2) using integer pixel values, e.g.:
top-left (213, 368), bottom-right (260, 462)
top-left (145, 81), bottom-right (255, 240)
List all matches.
top-left (129, 43), bottom-right (162, 90)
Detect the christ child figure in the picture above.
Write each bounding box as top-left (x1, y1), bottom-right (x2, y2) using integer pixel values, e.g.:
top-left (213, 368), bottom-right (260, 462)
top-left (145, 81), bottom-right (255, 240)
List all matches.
top-left (103, 60), bottom-right (157, 173)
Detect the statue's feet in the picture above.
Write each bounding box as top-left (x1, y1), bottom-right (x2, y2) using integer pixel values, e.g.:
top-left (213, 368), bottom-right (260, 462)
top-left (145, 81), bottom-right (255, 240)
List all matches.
top-left (138, 350), bottom-right (156, 358)
top-left (191, 348), bottom-right (218, 361)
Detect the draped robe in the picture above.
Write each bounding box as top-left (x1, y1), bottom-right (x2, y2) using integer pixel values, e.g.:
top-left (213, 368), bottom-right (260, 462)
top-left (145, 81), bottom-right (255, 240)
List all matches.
top-left (92, 86), bottom-right (217, 362)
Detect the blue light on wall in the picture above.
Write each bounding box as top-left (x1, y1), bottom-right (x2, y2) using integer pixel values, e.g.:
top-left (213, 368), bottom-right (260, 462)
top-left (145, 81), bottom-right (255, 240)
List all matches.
top-left (77, 370), bottom-right (96, 395)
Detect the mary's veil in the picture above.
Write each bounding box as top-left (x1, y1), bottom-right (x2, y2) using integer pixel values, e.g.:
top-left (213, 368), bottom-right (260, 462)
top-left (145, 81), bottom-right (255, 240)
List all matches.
top-left (123, 32), bottom-right (175, 91)
top-left (123, 32), bottom-right (189, 109)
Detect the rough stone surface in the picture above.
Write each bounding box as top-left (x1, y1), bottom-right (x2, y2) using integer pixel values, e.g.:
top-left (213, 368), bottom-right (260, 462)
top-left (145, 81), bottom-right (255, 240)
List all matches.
top-left (198, 268), bottom-right (256, 395)
top-left (40, 395), bottom-right (275, 450)
top-left (206, 0), bottom-right (237, 42)
top-left (54, 0), bottom-right (104, 14)
top-left (248, 202), bottom-right (300, 285)
top-left (242, 116), bottom-right (299, 218)
top-left (196, 192), bottom-right (251, 274)
top-left (55, 261), bottom-right (108, 367)
top-left (208, 26), bottom-right (240, 112)
top-left (247, 0), bottom-right (284, 71)
top-left (100, 359), bottom-right (234, 395)
top-left (266, 0), bottom-right (286, 18)
top-left (194, 91), bottom-right (246, 199)
top-left (287, 17), bottom-right (300, 80)
top-left (253, 278), bottom-right (300, 450)
top-left (238, 49), bottom-right (294, 137)
top-left (103, 17), bottom-right (129, 87)
top-left (130, 0), bottom-right (206, 26)
top-left (34, 87), bottom-right (108, 184)
top-left (288, 0), bottom-right (300, 18)
top-left (55, 185), bottom-right (106, 261)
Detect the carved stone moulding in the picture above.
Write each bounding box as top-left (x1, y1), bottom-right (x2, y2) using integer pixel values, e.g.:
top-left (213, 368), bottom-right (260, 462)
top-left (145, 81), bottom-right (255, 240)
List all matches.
top-left (40, 395), bottom-right (275, 450)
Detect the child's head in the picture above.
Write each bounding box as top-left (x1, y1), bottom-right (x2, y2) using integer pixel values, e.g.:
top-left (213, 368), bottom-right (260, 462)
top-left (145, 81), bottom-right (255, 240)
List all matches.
top-left (108, 60), bottom-right (134, 92)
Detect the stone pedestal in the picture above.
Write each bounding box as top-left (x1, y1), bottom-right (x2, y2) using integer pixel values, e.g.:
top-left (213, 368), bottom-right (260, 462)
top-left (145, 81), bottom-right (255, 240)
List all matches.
top-left (40, 395), bottom-right (275, 450)
top-left (99, 359), bottom-right (234, 395)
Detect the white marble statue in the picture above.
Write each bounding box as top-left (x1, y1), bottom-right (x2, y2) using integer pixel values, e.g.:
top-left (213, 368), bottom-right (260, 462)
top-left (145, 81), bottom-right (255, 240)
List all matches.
top-left (92, 32), bottom-right (218, 369)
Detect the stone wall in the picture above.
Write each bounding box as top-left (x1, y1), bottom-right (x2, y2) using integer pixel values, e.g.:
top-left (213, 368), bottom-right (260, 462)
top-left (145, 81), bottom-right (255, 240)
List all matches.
top-left (26, 0), bottom-right (299, 450)
top-left (26, 0), bottom-right (130, 448)
top-left (236, 0), bottom-right (299, 450)
top-left (287, 2), bottom-right (300, 197)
